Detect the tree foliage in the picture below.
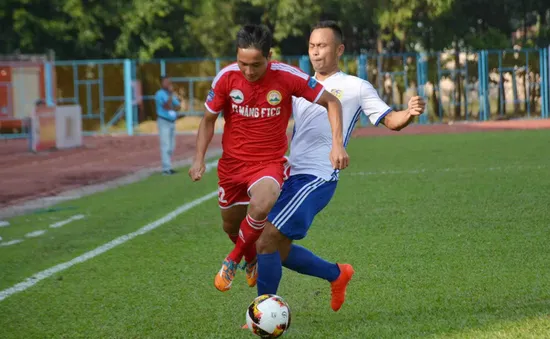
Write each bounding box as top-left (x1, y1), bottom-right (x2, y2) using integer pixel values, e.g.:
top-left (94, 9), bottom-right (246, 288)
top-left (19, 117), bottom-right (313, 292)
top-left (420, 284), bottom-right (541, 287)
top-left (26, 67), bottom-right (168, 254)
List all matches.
top-left (0, 0), bottom-right (548, 60)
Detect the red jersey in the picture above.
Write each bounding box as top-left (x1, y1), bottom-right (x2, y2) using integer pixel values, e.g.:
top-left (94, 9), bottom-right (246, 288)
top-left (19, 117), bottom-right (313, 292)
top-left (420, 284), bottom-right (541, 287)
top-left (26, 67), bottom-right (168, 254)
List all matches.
top-left (204, 61), bottom-right (324, 162)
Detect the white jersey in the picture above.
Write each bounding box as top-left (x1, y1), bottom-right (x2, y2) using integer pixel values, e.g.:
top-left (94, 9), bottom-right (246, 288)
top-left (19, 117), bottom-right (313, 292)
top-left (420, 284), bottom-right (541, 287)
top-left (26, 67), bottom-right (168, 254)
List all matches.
top-left (289, 71), bottom-right (391, 181)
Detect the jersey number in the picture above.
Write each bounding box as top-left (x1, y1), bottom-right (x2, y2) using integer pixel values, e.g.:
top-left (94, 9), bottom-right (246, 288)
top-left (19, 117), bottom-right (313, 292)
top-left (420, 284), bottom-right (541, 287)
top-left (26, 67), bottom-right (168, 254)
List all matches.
top-left (218, 186), bottom-right (228, 204)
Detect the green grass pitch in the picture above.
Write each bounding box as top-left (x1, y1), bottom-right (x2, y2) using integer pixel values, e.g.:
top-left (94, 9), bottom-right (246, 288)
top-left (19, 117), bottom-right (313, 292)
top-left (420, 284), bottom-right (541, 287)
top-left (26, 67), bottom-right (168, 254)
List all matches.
top-left (1, 129), bottom-right (549, 338)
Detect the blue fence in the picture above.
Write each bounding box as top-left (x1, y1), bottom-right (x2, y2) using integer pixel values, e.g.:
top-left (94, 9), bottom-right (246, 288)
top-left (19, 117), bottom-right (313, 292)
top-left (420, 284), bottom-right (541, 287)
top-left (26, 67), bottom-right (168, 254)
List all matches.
top-left (1, 47), bottom-right (549, 137)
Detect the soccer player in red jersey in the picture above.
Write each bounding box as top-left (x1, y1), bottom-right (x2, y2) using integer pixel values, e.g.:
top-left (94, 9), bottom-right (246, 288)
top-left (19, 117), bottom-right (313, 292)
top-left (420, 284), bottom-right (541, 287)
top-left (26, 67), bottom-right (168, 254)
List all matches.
top-left (188, 24), bottom-right (349, 292)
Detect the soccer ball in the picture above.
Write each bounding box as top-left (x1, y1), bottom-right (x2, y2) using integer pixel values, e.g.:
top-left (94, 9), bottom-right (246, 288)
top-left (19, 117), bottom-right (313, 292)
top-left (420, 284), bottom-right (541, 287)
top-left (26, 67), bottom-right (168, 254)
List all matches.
top-left (245, 294), bottom-right (291, 338)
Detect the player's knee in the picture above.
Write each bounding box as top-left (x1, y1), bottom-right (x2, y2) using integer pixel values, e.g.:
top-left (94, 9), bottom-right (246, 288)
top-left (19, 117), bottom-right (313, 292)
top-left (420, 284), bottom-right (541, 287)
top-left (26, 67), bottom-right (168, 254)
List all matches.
top-left (250, 190), bottom-right (279, 217)
top-left (250, 198), bottom-right (274, 217)
top-left (249, 183), bottom-right (280, 216)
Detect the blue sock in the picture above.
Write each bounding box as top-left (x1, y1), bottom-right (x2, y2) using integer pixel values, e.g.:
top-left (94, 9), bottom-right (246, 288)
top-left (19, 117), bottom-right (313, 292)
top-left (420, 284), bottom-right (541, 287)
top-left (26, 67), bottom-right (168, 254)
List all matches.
top-left (283, 244), bottom-right (340, 282)
top-left (257, 251), bottom-right (282, 296)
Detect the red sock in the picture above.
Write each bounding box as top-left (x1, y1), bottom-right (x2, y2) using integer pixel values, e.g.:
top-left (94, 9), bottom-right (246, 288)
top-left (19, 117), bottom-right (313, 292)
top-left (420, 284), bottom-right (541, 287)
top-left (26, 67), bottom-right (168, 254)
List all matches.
top-left (229, 233), bottom-right (257, 263)
top-left (228, 214), bottom-right (266, 263)
top-left (228, 233), bottom-right (238, 244)
top-left (230, 228), bottom-right (256, 263)
top-left (244, 245), bottom-right (257, 264)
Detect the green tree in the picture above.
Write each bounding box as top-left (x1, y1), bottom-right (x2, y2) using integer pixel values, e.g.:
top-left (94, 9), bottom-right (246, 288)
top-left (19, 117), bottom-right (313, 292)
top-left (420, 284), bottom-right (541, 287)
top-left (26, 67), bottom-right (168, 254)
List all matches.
top-left (1, 0), bottom-right (548, 61)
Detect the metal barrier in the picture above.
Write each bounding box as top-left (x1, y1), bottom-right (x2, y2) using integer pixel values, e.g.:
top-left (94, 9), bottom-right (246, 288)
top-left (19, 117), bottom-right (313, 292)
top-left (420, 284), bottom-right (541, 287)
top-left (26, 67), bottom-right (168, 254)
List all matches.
top-left (485, 49), bottom-right (541, 118)
top-left (540, 47), bottom-right (550, 118)
top-left (1, 47), bottom-right (549, 138)
top-left (53, 59), bottom-right (129, 135)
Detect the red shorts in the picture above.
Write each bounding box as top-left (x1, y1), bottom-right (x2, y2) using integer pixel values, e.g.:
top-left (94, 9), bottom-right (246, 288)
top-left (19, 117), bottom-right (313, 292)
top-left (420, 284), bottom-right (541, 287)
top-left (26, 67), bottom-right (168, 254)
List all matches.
top-left (217, 156), bottom-right (290, 209)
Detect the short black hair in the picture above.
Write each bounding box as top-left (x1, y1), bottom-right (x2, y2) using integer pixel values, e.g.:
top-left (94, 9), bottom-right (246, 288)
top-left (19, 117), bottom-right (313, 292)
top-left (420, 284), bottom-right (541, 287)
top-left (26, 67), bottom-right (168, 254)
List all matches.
top-left (312, 20), bottom-right (344, 43)
top-left (236, 24), bottom-right (273, 58)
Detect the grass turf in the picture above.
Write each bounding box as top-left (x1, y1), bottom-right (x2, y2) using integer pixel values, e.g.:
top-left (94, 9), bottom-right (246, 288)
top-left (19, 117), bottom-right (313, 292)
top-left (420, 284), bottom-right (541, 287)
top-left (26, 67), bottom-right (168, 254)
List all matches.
top-left (0, 129), bottom-right (549, 338)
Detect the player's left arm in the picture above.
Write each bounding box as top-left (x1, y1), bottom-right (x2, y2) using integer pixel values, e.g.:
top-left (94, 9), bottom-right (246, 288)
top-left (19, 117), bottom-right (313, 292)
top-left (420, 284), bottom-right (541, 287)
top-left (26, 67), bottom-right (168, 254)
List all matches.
top-left (381, 96), bottom-right (425, 131)
top-left (290, 72), bottom-right (348, 170)
top-left (360, 81), bottom-right (425, 131)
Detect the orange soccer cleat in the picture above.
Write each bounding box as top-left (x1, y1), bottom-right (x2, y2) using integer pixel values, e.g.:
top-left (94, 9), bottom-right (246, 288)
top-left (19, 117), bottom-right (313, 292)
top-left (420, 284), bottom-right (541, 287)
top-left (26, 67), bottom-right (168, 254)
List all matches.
top-left (214, 257), bottom-right (238, 292)
top-left (330, 263), bottom-right (355, 311)
top-left (245, 258), bottom-right (258, 287)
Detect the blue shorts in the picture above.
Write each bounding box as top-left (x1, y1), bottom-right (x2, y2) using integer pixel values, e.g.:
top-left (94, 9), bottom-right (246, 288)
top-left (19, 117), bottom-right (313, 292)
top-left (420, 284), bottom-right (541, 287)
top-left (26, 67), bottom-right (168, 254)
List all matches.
top-left (268, 174), bottom-right (337, 240)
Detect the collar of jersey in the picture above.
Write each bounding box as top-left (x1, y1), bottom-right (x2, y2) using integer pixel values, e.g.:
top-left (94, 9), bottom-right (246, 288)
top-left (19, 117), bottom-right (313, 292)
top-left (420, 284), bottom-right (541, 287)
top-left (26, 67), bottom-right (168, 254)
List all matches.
top-left (313, 70), bottom-right (344, 82)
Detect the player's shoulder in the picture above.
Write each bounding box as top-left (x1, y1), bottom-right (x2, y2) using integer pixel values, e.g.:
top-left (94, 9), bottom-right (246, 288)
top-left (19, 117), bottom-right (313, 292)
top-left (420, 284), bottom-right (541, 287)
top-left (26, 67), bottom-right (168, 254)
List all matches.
top-left (269, 61), bottom-right (310, 80)
top-left (336, 72), bottom-right (376, 94)
top-left (212, 63), bottom-right (240, 86)
top-left (270, 61), bottom-right (304, 72)
top-left (334, 72), bottom-right (368, 86)
top-left (218, 62), bottom-right (240, 74)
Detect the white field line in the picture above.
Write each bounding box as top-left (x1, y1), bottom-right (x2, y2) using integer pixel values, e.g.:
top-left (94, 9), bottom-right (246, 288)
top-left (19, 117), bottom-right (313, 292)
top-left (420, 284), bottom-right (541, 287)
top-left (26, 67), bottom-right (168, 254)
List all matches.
top-left (49, 214), bottom-right (86, 229)
top-left (0, 191), bottom-right (218, 302)
top-left (0, 240), bottom-right (24, 247)
top-left (25, 230), bottom-right (46, 238)
top-left (0, 160), bottom-right (220, 302)
top-left (0, 215), bottom-right (86, 247)
top-left (0, 221), bottom-right (9, 227)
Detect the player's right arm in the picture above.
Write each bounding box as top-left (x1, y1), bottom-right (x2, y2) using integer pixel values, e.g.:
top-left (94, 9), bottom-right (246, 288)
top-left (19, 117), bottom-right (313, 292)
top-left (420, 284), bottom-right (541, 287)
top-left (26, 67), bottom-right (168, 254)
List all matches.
top-left (189, 73), bottom-right (228, 181)
top-left (285, 68), bottom-right (348, 170)
top-left (359, 80), bottom-right (425, 130)
top-left (189, 110), bottom-right (217, 181)
top-left (315, 90), bottom-right (349, 170)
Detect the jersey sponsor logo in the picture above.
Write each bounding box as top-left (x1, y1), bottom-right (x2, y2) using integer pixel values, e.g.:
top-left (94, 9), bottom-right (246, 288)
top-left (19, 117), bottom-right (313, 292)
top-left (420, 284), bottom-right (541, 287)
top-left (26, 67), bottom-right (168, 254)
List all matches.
top-left (231, 104), bottom-right (281, 118)
top-left (207, 89), bottom-right (215, 102)
top-left (267, 90), bottom-right (282, 105)
top-left (330, 88), bottom-right (343, 100)
top-left (229, 89), bottom-right (244, 104)
top-left (307, 77), bottom-right (318, 89)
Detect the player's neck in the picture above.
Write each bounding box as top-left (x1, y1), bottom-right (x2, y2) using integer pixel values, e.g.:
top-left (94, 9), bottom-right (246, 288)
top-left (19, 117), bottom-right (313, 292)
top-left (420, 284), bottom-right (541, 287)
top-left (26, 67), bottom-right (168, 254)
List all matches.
top-left (314, 68), bottom-right (340, 82)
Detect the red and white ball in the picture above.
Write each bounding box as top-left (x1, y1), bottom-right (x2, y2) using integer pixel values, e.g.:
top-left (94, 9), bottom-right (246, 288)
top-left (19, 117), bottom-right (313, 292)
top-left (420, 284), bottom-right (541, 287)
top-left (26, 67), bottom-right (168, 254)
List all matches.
top-left (245, 294), bottom-right (291, 338)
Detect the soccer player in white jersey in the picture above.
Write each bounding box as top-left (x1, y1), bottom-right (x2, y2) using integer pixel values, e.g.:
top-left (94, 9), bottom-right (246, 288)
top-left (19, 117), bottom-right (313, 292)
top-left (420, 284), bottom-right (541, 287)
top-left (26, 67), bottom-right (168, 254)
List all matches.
top-left (253, 21), bottom-right (426, 312)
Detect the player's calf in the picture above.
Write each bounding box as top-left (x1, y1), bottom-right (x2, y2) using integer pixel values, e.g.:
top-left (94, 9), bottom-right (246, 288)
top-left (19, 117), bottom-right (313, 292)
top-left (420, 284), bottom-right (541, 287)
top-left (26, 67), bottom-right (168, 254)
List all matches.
top-left (221, 205), bottom-right (247, 236)
top-left (255, 222), bottom-right (292, 295)
top-left (216, 173), bottom-right (283, 292)
top-left (228, 178), bottom-right (280, 264)
top-left (242, 215), bottom-right (285, 290)
top-left (214, 205), bottom-right (247, 292)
